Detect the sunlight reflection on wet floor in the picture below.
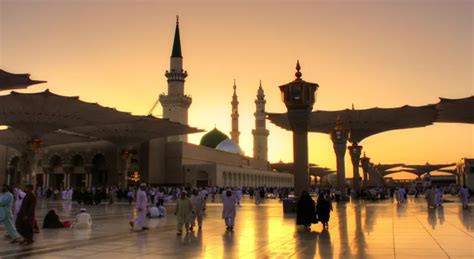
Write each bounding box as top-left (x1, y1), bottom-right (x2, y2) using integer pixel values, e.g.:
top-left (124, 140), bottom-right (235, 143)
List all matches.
top-left (0, 197), bottom-right (472, 258)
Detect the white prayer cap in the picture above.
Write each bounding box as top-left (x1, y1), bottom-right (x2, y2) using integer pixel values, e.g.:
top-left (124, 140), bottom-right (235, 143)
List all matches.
top-left (140, 183), bottom-right (147, 187)
top-left (80, 208), bottom-right (86, 212)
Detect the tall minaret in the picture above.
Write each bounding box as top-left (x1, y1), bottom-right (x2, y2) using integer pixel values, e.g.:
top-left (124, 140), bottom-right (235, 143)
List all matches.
top-left (230, 79), bottom-right (240, 144)
top-left (159, 16), bottom-right (192, 142)
top-left (252, 81), bottom-right (269, 161)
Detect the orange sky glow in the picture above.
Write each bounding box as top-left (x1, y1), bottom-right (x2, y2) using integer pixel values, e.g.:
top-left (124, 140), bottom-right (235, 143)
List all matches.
top-left (0, 0), bottom-right (472, 179)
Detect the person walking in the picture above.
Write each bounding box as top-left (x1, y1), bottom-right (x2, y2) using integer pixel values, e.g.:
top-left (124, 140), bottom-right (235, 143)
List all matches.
top-left (435, 186), bottom-right (443, 207)
top-left (316, 191), bottom-right (333, 228)
top-left (296, 191), bottom-right (317, 229)
top-left (13, 187), bottom-right (26, 222)
top-left (175, 191), bottom-right (193, 236)
top-left (0, 184), bottom-right (22, 243)
top-left (255, 188), bottom-right (262, 205)
top-left (459, 185), bottom-right (470, 209)
top-left (15, 184), bottom-right (37, 245)
top-left (190, 189), bottom-right (205, 231)
top-left (130, 183), bottom-right (149, 231)
top-left (222, 189), bottom-right (237, 231)
top-left (425, 186), bottom-right (436, 209)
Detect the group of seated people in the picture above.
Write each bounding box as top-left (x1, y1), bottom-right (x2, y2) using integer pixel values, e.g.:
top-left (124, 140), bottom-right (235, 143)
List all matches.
top-left (42, 208), bottom-right (92, 229)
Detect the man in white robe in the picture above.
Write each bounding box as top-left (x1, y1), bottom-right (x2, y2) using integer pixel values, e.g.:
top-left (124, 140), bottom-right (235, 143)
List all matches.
top-left (73, 208), bottom-right (92, 229)
top-left (130, 183), bottom-right (149, 231)
top-left (13, 188), bottom-right (26, 222)
top-left (62, 189), bottom-right (68, 200)
top-left (235, 188), bottom-right (243, 205)
top-left (67, 189), bottom-right (73, 200)
top-left (190, 189), bottom-right (205, 230)
top-left (397, 188), bottom-right (406, 203)
top-left (425, 187), bottom-right (436, 208)
top-left (222, 189), bottom-right (237, 231)
top-left (459, 185), bottom-right (469, 209)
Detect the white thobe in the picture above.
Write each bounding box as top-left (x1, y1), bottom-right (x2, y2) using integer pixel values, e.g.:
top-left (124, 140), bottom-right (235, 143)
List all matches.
top-left (134, 189), bottom-right (148, 228)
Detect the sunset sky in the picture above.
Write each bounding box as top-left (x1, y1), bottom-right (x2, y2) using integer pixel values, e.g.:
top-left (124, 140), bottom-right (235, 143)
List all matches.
top-left (1, 0), bottom-right (472, 179)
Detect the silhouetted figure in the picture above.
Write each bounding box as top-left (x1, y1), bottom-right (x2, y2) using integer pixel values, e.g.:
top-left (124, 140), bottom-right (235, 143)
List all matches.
top-left (296, 191), bottom-right (317, 229)
top-left (43, 209), bottom-right (64, 229)
top-left (15, 184), bottom-right (37, 245)
top-left (316, 192), bottom-right (333, 228)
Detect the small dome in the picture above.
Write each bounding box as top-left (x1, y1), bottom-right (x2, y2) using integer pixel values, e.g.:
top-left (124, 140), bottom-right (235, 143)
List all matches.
top-left (199, 128), bottom-right (229, 148)
top-left (215, 139), bottom-right (244, 155)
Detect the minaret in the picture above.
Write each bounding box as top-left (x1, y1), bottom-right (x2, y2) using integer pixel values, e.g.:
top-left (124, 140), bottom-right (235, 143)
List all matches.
top-left (159, 16), bottom-right (192, 142)
top-left (230, 79), bottom-right (240, 144)
top-left (252, 81), bottom-right (269, 161)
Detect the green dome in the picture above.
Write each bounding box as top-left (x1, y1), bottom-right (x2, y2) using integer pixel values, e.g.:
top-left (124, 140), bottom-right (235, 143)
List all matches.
top-left (199, 128), bottom-right (229, 148)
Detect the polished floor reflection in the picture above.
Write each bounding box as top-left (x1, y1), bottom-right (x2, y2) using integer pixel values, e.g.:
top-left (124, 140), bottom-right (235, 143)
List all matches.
top-left (0, 197), bottom-right (472, 258)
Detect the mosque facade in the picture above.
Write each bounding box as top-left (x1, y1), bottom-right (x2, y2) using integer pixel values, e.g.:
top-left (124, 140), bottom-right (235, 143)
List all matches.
top-left (0, 18), bottom-right (293, 189)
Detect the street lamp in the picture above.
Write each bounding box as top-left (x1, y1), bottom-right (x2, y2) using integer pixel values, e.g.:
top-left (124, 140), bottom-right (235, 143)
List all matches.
top-left (278, 61), bottom-right (319, 197)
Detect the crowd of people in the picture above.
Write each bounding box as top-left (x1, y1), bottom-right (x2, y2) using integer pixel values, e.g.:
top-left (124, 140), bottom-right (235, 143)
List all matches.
top-left (0, 182), bottom-right (471, 246)
top-left (0, 184), bottom-right (93, 246)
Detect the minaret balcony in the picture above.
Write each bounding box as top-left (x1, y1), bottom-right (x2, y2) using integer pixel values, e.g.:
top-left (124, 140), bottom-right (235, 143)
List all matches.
top-left (159, 94), bottom-right (192, 108)
top-left (165, 70), bottom-right (188, 81)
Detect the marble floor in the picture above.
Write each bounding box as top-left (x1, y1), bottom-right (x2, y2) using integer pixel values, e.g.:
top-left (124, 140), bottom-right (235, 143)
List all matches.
top-left (0, 196), bottom-right (472, 259)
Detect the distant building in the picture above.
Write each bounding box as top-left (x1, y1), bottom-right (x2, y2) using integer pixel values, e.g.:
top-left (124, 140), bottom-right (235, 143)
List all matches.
top-left (0, 18), bottom-right (293, 189)
top-left (456, 158), bottom-right (474, 191)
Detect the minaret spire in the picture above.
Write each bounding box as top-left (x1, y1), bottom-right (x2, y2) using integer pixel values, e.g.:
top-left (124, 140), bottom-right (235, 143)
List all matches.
top-left (230, 79), bottom-right (240, 144)
top-left (171, 15), bottom-right (182, 58)
top-left (253, 80), bottom-right (269, 161)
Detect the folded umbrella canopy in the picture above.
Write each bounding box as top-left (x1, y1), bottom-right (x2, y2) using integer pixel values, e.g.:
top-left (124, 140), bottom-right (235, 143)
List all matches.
top-left (0, 69), bottom-right (46, 91)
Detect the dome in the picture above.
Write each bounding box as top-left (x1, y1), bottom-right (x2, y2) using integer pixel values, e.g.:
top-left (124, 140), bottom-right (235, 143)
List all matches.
top-left (199, 128), bottom-right (229, 148)
top-left (215, 139), bottom-right (244, 155)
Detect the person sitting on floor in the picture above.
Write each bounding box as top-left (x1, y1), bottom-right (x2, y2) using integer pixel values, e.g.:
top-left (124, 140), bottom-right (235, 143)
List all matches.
top-left (148, 205), bottom-right (160, 218)
top-left (72, 208), bottom-right (92, 229)
top-left (43, 209), bottom-right (64, 229)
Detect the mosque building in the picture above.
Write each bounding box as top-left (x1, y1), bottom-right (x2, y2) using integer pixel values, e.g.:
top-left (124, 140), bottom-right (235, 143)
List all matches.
top-left (0, 18), bottom-right (293, 189)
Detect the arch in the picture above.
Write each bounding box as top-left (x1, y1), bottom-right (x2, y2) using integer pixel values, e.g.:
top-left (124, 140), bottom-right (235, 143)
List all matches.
top-left (196, 170), bottom-right (209, 187)
top-left (91, 153), bottom-right (108, 187)
top-left (70, 154), bottom-right (86, 188)
top-left (48, 155), bottom-right (65, 189)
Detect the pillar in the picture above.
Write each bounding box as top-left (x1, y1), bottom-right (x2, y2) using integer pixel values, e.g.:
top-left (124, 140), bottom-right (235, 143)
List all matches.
top-left (84, 165), bottom-right (92, 188)
top-left (360, 154), bottom-right (371, 185)
top-left (63, 165), bottom-right (71, 189)
top-left (289, 109), bottom-right (310, 197)
top-left (348, 143), bottom-right (363, 194)
top-left (333, 141), bottom-right (347, 195)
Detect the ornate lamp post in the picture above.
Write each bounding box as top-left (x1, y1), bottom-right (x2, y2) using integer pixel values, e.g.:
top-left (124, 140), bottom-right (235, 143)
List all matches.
top-left (278, 61), bottom-right (318, 197)
top-left (330, 117), bottom-right (349, 196)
